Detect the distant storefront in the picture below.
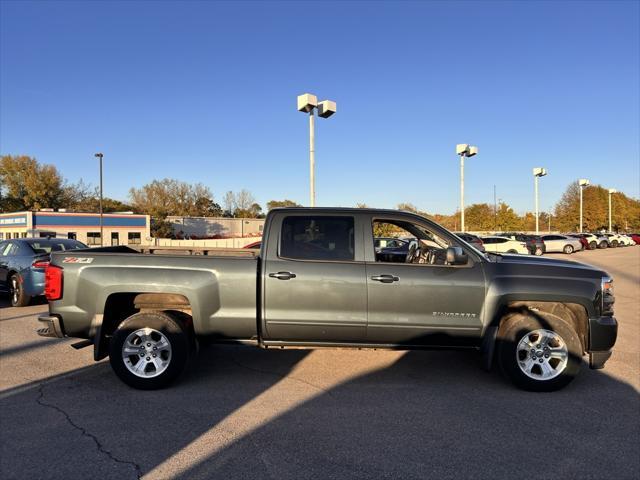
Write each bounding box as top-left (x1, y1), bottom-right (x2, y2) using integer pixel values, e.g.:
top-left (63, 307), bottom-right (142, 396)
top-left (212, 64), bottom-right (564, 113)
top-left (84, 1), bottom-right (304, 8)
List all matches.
top-left (0, 211), bottom-right (151, 246)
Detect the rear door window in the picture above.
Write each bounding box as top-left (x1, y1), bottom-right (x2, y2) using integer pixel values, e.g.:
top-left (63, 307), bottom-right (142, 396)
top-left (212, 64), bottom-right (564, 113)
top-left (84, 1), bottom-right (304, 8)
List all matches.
top-left (280, 216), bottom-right (355, 261)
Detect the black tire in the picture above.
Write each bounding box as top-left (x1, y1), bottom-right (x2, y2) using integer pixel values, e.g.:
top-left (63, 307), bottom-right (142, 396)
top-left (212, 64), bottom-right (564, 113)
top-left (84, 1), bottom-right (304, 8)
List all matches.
top-left (497, 312), bottom-right (582, 392)
top-left (507, 249), bottom-right (518, 254)
top-left (109, 311), bottom-right (192, 390)
top-left (563, 244), bottom-right (574, 254)
top-left (599, 241), bottom-right (608, 249)
top-left (611, 240), bottom-right (618, 247)
top-left (9, 274), bottom-right (30, 307)
top-left (589, 241), bottom-right (597, 250)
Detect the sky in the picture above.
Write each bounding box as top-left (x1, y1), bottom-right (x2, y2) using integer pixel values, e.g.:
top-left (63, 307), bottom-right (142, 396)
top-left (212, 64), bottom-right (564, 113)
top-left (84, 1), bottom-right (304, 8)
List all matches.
top-left (1, 0), bottom-right (639, 215)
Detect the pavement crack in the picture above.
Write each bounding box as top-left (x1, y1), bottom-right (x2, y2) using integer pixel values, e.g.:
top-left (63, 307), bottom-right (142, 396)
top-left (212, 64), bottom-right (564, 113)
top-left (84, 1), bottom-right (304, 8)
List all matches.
top-left (36, 384), bottom-right (143, 479)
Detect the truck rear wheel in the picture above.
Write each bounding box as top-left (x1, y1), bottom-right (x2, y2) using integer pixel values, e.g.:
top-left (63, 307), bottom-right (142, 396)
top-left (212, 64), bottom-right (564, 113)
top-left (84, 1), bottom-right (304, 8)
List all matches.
top-left (109, 311), bottom-right (192, 390)
top-left (496, 312), bottom-right (582, 392)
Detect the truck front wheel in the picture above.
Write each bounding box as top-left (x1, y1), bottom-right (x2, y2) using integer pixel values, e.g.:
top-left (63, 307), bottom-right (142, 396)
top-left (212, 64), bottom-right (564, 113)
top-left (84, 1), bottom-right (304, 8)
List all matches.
top-left (109, 311), bottom-right (192, 390)
top-left (497, 312), bottom-right (582, 392)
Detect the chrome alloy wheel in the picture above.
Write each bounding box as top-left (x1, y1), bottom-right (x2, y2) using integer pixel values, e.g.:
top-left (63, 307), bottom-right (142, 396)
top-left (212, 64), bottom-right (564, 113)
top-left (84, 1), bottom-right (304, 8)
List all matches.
top-left (516, 329), bottom-right (568, 380)
top-left (122, 328), bottom-right (172, 378)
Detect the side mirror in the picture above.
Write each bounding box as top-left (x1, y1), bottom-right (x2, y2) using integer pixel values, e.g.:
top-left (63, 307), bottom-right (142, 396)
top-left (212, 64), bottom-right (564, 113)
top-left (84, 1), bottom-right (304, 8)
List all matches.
top-left (446, 246), bottom-right (468, 265)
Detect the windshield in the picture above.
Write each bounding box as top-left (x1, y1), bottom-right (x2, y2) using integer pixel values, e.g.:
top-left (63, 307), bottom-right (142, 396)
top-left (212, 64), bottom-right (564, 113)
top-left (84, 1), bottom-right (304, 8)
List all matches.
top-left (25, 239), bottom-right (86, 254)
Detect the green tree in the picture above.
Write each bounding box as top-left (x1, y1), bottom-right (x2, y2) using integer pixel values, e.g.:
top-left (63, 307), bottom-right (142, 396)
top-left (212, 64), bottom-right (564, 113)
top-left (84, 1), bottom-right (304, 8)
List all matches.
top-left (495, 202), bottom-right (522, 231)
top-left (267, 199), bottom-right (301, 210)
top-left (464, 203), bottom-right (494, 231)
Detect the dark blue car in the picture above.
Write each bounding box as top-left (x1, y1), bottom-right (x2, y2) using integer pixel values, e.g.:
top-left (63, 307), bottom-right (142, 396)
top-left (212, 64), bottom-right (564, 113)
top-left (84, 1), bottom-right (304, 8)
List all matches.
top-left (0, 238), bottom-right (86, 307)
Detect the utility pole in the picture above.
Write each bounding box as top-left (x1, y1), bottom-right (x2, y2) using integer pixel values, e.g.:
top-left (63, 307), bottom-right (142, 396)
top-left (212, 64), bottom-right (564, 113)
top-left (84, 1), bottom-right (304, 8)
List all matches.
top-left (94, 153), bottom-right (104, 246)
top-left (608, 188), bottom-right (617, 232)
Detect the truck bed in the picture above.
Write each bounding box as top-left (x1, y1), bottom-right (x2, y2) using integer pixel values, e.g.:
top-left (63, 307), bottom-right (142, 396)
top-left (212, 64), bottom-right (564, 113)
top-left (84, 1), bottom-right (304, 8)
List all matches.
top-left (49, 249), bottom-right (259, 340)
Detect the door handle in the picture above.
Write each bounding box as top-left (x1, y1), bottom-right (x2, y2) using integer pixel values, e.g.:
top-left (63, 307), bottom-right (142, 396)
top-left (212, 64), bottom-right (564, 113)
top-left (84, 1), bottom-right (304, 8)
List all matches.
top-left (269, 271), bottom-right (297, 280)
top-left (371, 274), bottom-right (399, 283)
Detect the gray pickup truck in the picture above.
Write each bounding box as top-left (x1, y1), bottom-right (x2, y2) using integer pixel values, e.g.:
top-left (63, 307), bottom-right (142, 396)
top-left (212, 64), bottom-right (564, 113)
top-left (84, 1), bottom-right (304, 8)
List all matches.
top-left (38, 208), bottom-right (617, 391)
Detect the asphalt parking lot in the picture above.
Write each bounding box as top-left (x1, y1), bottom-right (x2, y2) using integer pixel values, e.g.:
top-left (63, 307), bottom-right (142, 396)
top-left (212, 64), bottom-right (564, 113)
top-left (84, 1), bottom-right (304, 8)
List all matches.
top-left (0, 247), bottom-right (638, 480)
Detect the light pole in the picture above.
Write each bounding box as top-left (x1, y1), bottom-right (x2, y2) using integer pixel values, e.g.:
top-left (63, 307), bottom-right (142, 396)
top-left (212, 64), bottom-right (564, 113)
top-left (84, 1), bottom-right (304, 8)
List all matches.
top-left (608, 188), bottom-right (617, 232)
top-left (297, 93), bottom-right (337, 207)
top-left (578, 179), bottom-right (590, 233)
top-left (455, 144), bottom-right (478, 232)
top-left (94, 153), bottom-right (104, 246)
top-left (533, 167), bottom-right (547, 234)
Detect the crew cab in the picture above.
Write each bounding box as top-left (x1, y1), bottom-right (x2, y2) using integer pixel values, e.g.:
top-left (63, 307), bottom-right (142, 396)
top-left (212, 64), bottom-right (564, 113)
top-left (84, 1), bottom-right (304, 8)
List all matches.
top-left (38, 208), bottom-right (617, 392)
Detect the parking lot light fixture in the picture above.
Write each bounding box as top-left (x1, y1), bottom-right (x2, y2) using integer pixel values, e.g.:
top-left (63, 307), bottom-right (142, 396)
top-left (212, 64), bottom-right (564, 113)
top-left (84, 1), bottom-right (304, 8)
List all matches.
top-left (297, 93), bottom-right (337, 207)
top-left (456, 144), bottom-right (478, 232)
top-left (533, 167), bottom-right (547, 234)
top-left (578, 179), bottom-right (590, 233)
top-left (94, 153), bottom-right (104, 246)
top-left (608, 188), bottom-right (617, 232)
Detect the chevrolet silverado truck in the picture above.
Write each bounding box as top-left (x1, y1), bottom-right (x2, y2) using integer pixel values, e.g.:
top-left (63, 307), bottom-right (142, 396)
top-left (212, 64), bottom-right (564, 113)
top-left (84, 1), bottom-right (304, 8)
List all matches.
top-left (38, 208), bottom-right (617, 391)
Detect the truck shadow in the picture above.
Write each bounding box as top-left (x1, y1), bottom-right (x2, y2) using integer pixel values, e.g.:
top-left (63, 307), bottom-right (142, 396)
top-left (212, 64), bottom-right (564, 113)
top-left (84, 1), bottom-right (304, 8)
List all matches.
top-left (175, 346), bottom-right (640, 480)
top-left (1, 342), bottom-right (638, 479)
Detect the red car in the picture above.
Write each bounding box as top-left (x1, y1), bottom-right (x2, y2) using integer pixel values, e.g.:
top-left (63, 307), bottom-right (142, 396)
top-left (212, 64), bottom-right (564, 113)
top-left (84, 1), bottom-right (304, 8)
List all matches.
top-left (243, 240), bottom-right (262, 249)
top-left (630, 233), bottom-right (640, 245)
top-left (567, 234), bottom-right (590, 250)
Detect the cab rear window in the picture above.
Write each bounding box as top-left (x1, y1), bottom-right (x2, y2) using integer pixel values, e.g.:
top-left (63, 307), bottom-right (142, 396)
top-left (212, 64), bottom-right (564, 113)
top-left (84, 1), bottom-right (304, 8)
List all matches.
top-left (280, 216), bottom-right (355, 261)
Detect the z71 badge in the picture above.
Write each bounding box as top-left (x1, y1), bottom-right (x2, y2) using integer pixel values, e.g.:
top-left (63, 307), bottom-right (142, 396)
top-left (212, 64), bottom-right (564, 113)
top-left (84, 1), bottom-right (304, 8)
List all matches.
top-left (62, 257), bottom-right (94, 264)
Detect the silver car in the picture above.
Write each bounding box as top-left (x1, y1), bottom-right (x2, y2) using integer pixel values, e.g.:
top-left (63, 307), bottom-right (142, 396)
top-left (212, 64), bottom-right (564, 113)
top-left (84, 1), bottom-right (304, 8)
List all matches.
top-left (540, 234), bottom-right (583, 254)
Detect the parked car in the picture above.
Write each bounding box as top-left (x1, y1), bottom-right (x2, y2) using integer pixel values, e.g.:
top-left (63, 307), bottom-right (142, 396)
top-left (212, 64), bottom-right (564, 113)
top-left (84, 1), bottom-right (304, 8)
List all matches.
top-left (576, 233), bottom-right (600, 250)
top-left (618, 234), bottom-right (635, 246)
top-left (603, 233), bottom-right (632, 247)
top-left (479, 236), bottom-right (529, 255)
top-left (501, 233), bottom-right (545, 256)
top-left (593, 234), bottom-right (610, 249)
top-left (539, 234), bottom-right (583, 254)
top-left (243, 240), bottom-right (262, 249)
top-left (453, 232), bottom-right (485, 252)
top-left (375, 237), bottom-right (410, 263)
top-left (566, 234), bottom-right (590, 251)
top-left (630, 233), bottom-right (640, 245)
top-left (0, 238), bottom-right (87, 307)
top-left (39, 207), bottom-right (617, 392)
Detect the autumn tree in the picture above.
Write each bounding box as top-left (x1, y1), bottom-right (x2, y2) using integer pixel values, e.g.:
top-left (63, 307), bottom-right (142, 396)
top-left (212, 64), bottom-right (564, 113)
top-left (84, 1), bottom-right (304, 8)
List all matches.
top-left (553, 182), bottom-right (640, 232)
top-left (129, 179), bottom-right (220, 218)
top-left (0, 155), bottom-right (66, 211)
top-left (129, 179), bottom-right (222, 236)
top-left (222, 189), bottom-right (263, 218)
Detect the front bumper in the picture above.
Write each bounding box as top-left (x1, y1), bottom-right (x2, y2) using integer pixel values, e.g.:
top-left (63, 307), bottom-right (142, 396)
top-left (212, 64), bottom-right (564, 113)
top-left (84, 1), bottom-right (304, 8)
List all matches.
top-left (37, 315), bottom-right (65, 338)
top-left (588, 316), bottom-right (617, 369)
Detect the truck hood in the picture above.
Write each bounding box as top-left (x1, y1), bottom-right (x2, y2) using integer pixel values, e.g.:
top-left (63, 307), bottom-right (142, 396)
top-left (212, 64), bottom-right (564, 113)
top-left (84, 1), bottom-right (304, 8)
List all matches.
top-left (489, 253), bottom-right (608, 276)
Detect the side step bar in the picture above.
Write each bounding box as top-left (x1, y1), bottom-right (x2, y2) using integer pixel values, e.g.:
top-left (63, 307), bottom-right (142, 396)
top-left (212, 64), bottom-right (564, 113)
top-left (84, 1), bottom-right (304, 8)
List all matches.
top-left (71, 339), bottom-right (93, 350)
